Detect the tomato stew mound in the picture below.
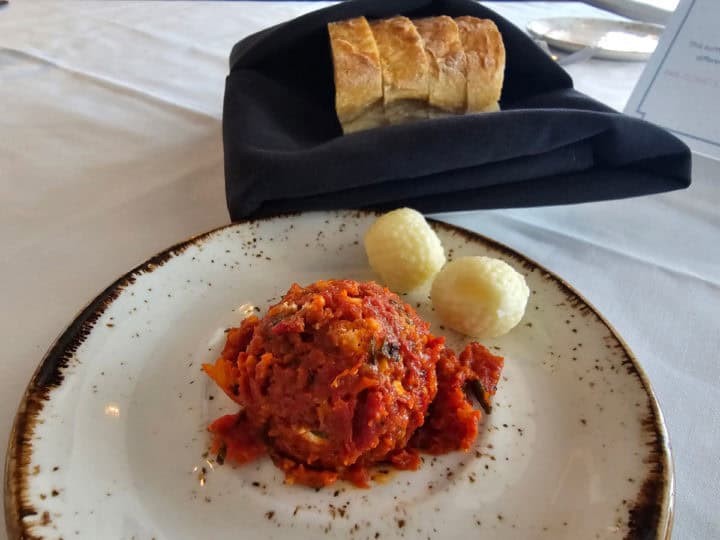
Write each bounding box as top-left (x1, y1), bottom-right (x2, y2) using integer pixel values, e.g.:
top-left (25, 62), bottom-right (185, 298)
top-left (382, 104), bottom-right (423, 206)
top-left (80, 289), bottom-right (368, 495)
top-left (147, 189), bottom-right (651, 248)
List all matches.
top-left (203, 280), bottom-right (503, 488)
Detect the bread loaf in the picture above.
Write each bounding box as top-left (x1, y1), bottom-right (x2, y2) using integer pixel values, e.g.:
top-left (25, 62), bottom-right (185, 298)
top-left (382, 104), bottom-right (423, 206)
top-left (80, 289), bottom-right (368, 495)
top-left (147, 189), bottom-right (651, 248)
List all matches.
top-left (455, 16), bottom-right (505, 113)
top-left (328, 17), bottom-right (384, 134)
top-left (370, 16), bottom-right (430, 126)
top-left (414, 16), bottom-right (467, 116)
top-left (328, 15), bottom-right (505, 133)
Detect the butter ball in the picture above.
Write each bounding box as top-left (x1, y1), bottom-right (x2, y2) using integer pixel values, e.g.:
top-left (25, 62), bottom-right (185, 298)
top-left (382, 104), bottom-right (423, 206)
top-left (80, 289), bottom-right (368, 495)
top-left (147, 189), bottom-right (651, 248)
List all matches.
top-left (364, 208), bottom-right (446, 292)
top-left (431, 256), bottom-right (529, 338)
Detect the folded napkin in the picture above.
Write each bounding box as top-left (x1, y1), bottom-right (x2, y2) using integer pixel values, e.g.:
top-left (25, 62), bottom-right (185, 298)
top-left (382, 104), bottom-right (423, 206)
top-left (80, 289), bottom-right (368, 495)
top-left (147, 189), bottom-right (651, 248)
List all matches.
top-left (223, 0), bottom-right (691, 219)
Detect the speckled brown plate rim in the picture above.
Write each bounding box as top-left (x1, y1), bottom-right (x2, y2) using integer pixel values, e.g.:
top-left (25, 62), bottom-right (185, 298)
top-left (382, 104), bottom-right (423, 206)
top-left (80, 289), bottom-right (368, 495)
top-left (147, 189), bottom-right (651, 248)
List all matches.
top-left (4, 210), bottom-right (674, 540)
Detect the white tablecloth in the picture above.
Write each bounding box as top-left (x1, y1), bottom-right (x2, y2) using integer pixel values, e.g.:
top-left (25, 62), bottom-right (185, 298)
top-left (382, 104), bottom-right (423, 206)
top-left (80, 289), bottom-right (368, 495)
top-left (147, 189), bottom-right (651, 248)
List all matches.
top-left (1, 2), bottom-right (718, 538)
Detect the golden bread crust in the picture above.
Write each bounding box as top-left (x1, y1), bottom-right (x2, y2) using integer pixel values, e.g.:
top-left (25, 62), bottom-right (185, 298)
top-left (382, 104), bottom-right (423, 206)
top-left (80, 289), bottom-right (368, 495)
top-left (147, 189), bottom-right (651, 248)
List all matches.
top-left (328, 17), bottom-right (383, 128)
top-left (328, 14), bottom-right (505, 132)
top-left (370, 16), bottom-right (429, 110)
top-left (455, 16), bottom-right (505, 113)
top-left (414, 16), bottom-right (467, 113)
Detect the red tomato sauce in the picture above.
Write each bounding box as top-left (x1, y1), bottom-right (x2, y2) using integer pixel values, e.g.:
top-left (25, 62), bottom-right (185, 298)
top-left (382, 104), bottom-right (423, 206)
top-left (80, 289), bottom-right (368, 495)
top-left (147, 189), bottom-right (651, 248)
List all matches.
top-left (203, 280), bottom-right (503, 488)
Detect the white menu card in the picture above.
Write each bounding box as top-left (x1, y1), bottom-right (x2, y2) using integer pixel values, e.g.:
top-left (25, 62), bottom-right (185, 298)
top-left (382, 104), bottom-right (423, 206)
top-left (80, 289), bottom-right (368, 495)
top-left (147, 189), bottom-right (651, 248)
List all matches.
top-left (625, 0), bottom-right (720, 159)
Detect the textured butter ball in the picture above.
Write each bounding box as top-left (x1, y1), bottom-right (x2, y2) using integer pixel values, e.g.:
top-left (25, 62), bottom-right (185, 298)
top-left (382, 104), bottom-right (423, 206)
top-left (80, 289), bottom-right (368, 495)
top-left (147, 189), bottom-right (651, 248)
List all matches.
top-left (431, 256), bottom-right (529, 338)
top-left (364, 208), bottom-right (446, 292)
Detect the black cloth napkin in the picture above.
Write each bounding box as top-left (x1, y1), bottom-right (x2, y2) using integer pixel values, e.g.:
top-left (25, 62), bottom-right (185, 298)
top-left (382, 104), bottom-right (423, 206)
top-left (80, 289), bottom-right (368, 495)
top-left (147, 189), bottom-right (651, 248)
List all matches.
top-left (223, 0), bottom-right (691, 220)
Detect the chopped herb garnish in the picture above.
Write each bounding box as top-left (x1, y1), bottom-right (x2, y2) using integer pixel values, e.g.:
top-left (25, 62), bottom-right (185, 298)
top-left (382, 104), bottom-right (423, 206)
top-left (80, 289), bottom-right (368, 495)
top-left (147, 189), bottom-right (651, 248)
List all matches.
top-left (466, 380), bottom-right (493, 414)
top-left (216, 444), bottom-right (227, 465)
top-left (369, 336), bottom-right (377, 364)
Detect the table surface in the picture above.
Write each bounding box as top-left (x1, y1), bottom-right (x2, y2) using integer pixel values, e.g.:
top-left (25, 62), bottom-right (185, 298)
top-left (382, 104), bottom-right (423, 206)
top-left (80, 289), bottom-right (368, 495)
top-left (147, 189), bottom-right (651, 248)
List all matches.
top-left (1, 2), bottom-right (718, 539)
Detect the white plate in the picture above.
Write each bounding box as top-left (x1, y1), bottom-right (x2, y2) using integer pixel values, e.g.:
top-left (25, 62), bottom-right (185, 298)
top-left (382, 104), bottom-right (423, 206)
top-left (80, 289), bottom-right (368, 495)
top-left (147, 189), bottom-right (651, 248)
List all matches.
top-left (527, 17), bottom-right (663, 61)
top-left (5, 211), bottom-right (672, 540)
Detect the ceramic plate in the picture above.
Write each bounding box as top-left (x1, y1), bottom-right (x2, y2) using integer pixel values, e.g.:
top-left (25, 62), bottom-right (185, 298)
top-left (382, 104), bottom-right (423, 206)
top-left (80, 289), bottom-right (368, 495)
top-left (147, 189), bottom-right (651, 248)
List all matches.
top-left (527, 17), bottom-right (662, 61)
top-left (5, 211), bottom-right (672, 540)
